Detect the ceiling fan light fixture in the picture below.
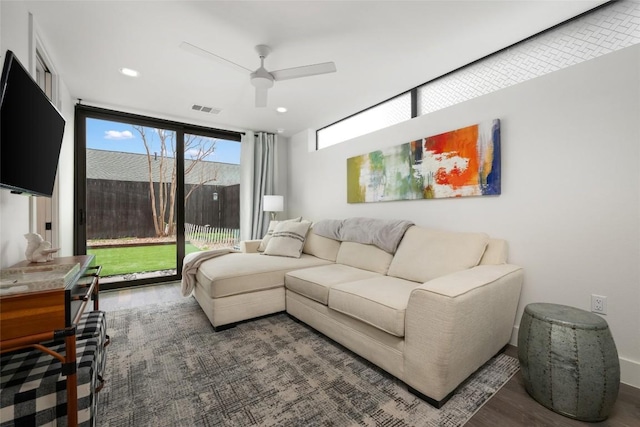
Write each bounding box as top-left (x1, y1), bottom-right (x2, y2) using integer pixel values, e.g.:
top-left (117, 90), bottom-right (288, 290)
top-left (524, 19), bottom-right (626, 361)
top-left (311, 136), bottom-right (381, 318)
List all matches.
top-left (250, 68), bottom-right (274, 89)
top-left (182, 41), bottom-right (336, 109)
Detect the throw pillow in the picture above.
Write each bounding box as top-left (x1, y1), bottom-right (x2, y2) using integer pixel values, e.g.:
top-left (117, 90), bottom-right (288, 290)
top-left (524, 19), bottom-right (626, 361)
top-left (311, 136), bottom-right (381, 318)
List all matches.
top-left (257, 216), bottom-right (302, 252)
top-left (263, 220), bottom-right (312, 258)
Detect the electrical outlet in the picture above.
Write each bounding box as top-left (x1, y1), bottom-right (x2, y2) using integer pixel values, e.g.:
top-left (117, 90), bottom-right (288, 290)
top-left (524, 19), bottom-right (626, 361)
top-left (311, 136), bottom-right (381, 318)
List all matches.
top-left (591, 294), bottom-right (607, 315)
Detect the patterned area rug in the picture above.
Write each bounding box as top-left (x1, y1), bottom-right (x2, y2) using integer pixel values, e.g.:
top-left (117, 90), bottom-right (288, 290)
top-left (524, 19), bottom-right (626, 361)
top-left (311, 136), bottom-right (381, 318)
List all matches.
top-left (97, 298), bottom-right (519, 426)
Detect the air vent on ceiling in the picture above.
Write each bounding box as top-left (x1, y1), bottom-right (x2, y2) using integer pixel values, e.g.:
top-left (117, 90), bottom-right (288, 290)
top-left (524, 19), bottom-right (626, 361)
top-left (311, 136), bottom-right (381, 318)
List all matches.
top-left (191, 104), bottom-right (221, 114)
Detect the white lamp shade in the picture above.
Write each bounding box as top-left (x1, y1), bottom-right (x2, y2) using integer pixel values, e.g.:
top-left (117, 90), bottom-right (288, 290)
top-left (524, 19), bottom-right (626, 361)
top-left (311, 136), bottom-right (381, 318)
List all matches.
top-left (263, 195), bottom-right (284, 212)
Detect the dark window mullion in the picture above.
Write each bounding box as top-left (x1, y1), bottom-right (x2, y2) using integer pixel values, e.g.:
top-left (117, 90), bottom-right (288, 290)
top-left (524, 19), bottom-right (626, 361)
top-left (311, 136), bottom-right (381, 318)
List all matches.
top-left (410, 88), bottom-right (418, 118)
top-left (74, 107), bottom-right (87, 255)
top-left (175, 129), bottom-right (185, 275)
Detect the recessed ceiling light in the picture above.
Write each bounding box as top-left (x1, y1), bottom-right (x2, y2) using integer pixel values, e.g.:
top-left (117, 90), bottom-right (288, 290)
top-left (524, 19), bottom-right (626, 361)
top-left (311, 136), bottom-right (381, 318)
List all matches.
top-left (119, 67), bottom-right (140, 77)
top-left (276, 107), bottom-right (287, 113)
top-left (277, 128), bottom-right (284, 134)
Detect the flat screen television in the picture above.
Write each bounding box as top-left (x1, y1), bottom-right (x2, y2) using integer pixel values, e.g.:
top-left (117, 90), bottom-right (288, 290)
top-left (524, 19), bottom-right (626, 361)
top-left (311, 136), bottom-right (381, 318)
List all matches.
top-left (0, 49), bottom-right (66, 197)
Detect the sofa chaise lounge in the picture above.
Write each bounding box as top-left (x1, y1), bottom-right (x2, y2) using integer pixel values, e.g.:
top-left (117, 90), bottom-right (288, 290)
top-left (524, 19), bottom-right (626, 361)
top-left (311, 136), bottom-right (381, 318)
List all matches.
top-left (181, 218), bottom-right (524, 407)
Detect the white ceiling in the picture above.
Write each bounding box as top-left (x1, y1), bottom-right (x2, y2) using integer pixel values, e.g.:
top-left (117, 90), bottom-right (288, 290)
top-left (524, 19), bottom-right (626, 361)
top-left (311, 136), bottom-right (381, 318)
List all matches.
top-left (23, 1), bottom-right (608, 138)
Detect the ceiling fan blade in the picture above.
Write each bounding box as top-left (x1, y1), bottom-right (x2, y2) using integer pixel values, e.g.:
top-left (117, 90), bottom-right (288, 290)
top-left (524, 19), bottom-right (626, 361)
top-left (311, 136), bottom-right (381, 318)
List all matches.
top-left (255, 87), bottom-right (268, 108)
top-left (179, 41), bottom-right (252, 73)
top-left (271, 62), bottom-right (336, 81)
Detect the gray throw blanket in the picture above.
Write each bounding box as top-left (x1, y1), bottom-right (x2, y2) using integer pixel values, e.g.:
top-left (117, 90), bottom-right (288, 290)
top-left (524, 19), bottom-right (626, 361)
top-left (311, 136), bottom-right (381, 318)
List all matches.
top-left (181, 248), bottom-right (239, 296)
top-left (312, 217), bottom-right (414, 254)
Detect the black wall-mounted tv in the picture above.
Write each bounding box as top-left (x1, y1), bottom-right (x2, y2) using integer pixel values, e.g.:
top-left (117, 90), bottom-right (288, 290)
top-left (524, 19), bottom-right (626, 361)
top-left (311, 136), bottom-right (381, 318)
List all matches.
top-left (0, 49), bottom-right (66, 197)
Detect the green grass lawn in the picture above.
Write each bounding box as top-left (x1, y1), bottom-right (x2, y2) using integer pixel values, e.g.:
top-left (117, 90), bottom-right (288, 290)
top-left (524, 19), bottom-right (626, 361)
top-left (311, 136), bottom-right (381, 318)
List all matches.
top-left (88, 243), bottom-right (201, 277)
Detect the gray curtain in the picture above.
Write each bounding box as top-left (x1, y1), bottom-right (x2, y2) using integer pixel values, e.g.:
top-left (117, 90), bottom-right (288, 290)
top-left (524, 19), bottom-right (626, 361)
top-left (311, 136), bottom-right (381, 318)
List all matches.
top-left (240, 131), bottom-right (278, 240)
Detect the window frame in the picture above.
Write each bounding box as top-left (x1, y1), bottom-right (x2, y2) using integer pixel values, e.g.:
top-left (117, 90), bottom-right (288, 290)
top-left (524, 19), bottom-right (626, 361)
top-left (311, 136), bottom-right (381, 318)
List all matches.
top-left (74, 104), bottom-right (242, 290)
top-left (315, 2), bottom-right (610, 150)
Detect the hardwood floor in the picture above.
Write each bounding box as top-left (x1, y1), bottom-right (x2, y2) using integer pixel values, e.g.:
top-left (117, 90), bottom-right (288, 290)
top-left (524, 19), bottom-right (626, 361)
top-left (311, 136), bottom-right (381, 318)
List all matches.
top-left (100, 280), bottom-right (183, 310)
top-left (467, 346), bottom-right (640, 427)
top-left (100, 282), bottom-right (640, 426)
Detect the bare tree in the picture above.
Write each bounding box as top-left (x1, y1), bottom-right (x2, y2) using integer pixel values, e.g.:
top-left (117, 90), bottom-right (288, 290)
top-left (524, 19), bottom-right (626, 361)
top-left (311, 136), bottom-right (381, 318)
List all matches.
top-left (133, 126), bottom-right (218, 237)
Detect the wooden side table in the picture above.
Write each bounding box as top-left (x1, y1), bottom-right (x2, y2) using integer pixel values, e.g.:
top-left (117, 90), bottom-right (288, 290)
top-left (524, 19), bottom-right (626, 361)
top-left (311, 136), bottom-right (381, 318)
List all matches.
top-left (518, 303), bottom-right (620, 422)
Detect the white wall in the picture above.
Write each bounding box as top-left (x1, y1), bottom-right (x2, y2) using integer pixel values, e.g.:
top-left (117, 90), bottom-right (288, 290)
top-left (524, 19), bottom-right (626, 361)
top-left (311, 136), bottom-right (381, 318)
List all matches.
top-left (287, 45), bottom-right (640, 387)
top-left (275, 134), bottom-right (289, 217)
top-left (0, 1), bottom-right (75, 266)
top-left (56, 78), bottom-right (75, 257)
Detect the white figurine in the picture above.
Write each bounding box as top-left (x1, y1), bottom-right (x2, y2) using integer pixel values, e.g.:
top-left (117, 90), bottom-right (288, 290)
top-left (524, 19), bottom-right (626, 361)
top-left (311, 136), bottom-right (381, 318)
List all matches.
top-left (24, 233), bottom-right (59, 263)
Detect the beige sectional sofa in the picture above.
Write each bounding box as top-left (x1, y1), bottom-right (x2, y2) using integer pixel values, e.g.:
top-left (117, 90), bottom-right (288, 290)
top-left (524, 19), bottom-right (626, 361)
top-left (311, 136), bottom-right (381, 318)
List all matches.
top-left (187, 220), bottom-right (523, 407)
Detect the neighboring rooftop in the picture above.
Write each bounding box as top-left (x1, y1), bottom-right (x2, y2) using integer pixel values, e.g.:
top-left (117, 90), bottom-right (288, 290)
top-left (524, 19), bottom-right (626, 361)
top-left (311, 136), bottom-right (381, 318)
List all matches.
top-left (86, 149), bottom-right (240, 186)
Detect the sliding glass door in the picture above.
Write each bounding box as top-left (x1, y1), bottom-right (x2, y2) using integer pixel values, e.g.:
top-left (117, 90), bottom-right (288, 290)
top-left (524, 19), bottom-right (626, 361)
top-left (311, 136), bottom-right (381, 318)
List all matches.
top-left (75, 106), bottom-right (241, 290)
top-left (83, 117), bottom-right (178, 285)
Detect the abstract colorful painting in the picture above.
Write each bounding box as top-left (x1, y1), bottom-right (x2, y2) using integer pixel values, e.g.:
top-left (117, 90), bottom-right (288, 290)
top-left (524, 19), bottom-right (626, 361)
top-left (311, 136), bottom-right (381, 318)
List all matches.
top-left (347, 119), bottom-right (500, 203)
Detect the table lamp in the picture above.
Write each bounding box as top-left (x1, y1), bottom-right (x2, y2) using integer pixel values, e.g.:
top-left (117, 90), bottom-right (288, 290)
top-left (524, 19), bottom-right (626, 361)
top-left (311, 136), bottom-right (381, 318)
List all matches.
top-left (263, 195), bottom-right (284, 220)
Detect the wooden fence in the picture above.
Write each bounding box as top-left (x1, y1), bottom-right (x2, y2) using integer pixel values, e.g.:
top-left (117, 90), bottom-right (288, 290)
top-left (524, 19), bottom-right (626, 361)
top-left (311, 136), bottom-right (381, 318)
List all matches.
top-left (185, 223), bottom-right (240, 249)
top-left (184, 183), bottom-right (240, 229)
top-left (87, 179), bottom-right (240, 239)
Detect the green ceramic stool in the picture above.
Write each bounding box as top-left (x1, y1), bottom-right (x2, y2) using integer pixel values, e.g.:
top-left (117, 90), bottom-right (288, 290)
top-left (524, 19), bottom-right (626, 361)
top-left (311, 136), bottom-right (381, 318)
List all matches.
top-left (518, 303), bottom-right (619, 422)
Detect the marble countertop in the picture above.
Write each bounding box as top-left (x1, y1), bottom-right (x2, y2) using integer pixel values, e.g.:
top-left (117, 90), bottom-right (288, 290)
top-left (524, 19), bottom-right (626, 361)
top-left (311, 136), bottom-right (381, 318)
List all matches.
top-left (0, 262), bottom-right (81, 296)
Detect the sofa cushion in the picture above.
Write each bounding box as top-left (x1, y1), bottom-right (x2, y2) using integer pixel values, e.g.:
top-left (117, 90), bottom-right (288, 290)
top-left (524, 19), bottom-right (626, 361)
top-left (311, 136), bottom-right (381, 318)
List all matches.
top-left (336, 242), bottom-right (394, 274)
top-left (264, 220), bottom-right (311, 258)
top-left (479, 238), bottom-right (508, 265)
top-left (195, 252), bottom-right (331, 298)
top-left (285, 264), bottom-right (382, 305)
top-left (302, 228), bottom-right (341, 262)
top-left (387, 226), bottom-right (489, 283)
top-left (328, 276), bottom-right (419, 337)
top-left (257, 217), bottom-right (302, 252)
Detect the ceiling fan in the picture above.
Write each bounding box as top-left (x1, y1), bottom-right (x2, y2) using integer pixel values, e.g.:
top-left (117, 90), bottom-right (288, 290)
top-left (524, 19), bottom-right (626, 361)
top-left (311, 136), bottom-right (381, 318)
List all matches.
top-left (180, 41), bottom-right (337, 108)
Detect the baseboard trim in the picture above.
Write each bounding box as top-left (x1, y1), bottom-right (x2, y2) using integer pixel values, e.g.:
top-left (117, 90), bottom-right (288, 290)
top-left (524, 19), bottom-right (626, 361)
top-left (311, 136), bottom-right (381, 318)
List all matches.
top-left (511, 324), bottom-right (640, 389)
top-left (510, 325), bottom-right (519, 346)
top-left (620, 357), bottom-right (640, 389)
